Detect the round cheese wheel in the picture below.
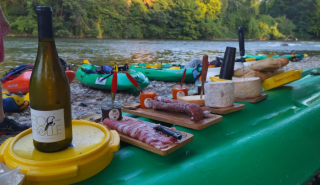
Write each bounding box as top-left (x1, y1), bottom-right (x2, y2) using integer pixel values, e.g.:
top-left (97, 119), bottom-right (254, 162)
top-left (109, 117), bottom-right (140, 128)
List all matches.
top-left (233, 77), bottom-right (261, 99)
top-left (204, 81), bottom-right (234, 108)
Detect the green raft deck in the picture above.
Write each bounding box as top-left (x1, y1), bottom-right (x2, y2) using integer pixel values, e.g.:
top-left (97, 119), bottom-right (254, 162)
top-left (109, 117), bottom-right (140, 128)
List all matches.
top-left (76, 64), bottom-right (150, 92)
top-left (76, 68), bottom-right (320, 185)
top-left (129, 63), bottom-right (196, 82)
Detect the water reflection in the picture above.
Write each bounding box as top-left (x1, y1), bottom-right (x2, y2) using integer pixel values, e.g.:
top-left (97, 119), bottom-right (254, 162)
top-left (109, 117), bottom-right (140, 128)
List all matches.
top-left (1, 37), bottom-right (319, 76)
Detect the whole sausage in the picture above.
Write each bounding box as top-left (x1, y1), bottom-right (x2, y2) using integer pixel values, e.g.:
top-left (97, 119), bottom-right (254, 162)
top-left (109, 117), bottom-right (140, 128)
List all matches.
top-left (152, 96), bottom-right (210, 121)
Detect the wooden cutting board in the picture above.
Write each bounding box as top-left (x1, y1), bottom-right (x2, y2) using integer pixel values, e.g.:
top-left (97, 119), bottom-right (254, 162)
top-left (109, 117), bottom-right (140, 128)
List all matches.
top-left (177, 95), bottom-right (205, 107)
top-left (100, 116), bottom-right (194, 156)
top-left (234, 93), bottom-right (268, 103)
top-left (203, 103), bottom-right (245, 114)
top-left (123, 108), bottom-right (222, 130)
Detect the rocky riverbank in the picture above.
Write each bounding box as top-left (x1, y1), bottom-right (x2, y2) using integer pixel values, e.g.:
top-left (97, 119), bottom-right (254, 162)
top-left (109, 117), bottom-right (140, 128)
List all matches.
top-left (1, 56), bottom-right (320, 144)
top-left (1, 56), bottom-right (319, 144)
top-left (1, 56), bottom-right (320, 184)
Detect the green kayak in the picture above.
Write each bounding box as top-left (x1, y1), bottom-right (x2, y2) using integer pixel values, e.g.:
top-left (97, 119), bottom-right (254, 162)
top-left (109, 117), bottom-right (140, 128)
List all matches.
top-left (76, 64), bottom-right (150, 92)
top-left (129, 63), bottom-right (195, 82)
top-left (245, 53), bottom-right (307, 62)
top-left (75, 68), bottom-right (320, 185)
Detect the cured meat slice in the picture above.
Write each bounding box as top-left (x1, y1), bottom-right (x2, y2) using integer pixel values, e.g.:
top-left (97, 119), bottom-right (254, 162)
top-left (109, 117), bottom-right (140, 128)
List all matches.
top-left (103, 118), bottom-right (178, 149)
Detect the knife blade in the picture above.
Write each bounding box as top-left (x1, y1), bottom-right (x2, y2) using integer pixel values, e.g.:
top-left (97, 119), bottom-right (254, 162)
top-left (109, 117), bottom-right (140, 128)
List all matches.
top-left (139, 119), bottom-right (182, 140)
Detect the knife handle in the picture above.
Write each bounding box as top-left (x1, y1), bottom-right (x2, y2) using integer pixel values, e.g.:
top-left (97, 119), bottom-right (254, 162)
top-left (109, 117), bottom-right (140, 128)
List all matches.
top-left (155, 126), bottom-right (182, 140)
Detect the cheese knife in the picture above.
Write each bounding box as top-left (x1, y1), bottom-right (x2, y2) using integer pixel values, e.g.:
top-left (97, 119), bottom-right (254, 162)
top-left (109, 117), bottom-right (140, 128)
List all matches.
top-left (139, 119), bottom-right (182, 140)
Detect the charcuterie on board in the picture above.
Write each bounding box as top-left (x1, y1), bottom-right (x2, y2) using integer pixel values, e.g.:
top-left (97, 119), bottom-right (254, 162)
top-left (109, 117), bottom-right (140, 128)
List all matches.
top-left (101, 116), bottom-right (193, 156)
top-left (123, 108), bottom-right (222, 130)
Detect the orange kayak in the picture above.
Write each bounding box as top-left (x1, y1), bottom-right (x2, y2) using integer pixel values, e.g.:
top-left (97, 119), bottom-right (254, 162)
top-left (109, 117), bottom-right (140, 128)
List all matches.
top-left (2, 70), bottom-right (75, 94)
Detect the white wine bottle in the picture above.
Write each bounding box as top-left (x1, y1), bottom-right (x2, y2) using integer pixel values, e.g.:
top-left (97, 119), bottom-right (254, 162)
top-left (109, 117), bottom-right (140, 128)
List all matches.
top-left (29, 6), bottom-right (72, 152)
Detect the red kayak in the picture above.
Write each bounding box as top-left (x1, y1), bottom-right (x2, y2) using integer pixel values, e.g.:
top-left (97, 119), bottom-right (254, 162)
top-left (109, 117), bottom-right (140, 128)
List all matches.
top-left (2, 70), bottom-right (75, 94)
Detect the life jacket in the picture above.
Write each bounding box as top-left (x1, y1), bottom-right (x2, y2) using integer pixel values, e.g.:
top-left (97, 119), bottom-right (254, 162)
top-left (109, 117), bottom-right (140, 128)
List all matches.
top-left (114, 64), bottom-right (129, 72)
top-left (1, 64), bottom-right (34, 83)
top-left (99, 65), bottom-right (114, 74)
top-left (2, 92), bottom-right (29, 112)
top-left (1, 58), bottom-right (70, 84)
top-left (210, 57), bottom-right (223, 67)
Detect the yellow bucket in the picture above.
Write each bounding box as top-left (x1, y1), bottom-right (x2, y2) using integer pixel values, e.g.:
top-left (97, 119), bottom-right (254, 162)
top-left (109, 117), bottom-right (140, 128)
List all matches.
top-left (0, 120), bottom-right (120, 185)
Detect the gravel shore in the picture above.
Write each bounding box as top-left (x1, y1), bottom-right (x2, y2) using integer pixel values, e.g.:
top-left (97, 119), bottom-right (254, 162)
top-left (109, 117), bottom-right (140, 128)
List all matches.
top-left (1, 56), bottom-right (319, 144)
top-left (1, 57), bottom-right (320, 184)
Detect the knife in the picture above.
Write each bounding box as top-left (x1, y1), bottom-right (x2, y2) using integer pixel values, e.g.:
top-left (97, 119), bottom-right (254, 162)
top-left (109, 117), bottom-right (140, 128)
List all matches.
top-left (201, 55), bottom-right (209, 99)
top-left (139, 119), bottom-right (182, 140)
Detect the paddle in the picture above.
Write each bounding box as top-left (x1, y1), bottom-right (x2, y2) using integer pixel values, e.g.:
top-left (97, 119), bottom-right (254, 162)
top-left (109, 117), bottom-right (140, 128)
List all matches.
top-left (200, 55), bottom-right (209, 99)
top-left (126, 72), bottom-right (144, 93)
top-left (180, 68), bottom-right (187, 87)
top-left (238, 26), bottom-right (245, 62)
top-left (111, 71), bottom-right (117, 104)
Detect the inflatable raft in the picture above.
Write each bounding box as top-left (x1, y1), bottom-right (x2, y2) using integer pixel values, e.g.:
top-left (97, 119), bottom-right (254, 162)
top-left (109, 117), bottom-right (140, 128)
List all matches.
top-left (76, 64), bottom-right (150, 92)
top-left (245, 53), bottom-right (307, 62)
top-left (74, 68), bottom-right (320, 185)
top-left (129, 63), bottom-right (195, 82)
top-left (2, 70), bottom-right (75, 94)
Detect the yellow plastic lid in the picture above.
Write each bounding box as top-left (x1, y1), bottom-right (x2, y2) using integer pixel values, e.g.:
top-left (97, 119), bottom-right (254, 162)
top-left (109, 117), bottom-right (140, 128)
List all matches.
top-left (261, 69), bottom-right (303, 91)
top-left (0, 120), bottom-right (120, 185)
top-left (210, 76), bottom-right (239, 82)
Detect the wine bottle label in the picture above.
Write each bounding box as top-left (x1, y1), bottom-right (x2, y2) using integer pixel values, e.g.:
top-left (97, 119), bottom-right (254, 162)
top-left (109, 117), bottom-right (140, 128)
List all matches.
top-left (31, 108), bottom-right (65, 143)
top-left (109, 109), bottom-right (120, 120)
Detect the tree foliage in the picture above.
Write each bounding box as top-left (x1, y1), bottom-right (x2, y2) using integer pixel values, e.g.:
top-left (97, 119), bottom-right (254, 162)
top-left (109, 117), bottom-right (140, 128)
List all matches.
top-left (1, 0), bottom-right (319, 40)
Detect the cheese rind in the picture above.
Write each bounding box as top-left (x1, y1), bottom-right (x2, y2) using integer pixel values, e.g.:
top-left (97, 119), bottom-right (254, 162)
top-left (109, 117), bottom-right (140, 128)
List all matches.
top-left (204, 81), bottom-right (234, 108)
top-left (233, 77), bottom-right (261, 99)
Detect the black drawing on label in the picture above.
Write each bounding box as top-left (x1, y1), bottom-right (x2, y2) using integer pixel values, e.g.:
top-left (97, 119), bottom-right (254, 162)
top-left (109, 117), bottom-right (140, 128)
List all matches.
top-left (112, 109), bottom-right (117, 119)
top-left (45, 116), bottom-right (56, 131)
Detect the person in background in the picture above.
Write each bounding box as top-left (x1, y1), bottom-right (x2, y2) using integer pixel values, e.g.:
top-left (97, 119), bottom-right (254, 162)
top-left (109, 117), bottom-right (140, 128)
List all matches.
top-left (0, 5), bottom-right (30, 135)
top-left (184, 56), bottom-right (223, 69)
top-left (186, 56), bottom-right (223, 82)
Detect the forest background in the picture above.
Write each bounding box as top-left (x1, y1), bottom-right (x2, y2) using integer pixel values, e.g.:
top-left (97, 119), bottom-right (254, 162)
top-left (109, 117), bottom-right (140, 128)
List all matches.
top-left (0, 0), bottom-right (319, 40)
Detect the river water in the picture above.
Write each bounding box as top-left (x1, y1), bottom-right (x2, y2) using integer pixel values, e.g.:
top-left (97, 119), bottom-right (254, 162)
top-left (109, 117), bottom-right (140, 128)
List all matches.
top-left (1, 37), bottom-right (320, 76)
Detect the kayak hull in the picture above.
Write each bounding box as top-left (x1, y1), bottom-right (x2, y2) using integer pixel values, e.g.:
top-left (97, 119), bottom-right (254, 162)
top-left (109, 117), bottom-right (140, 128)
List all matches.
top-left (245, 54), bottom-right (305, 61)
top-left (74, 68), bottom-right (320, 185)
top-left (2, 70), bottom-right (75, 94)
top-left (76, 64), bottom-right (150, 92)
top-left (129, 63), bottom-right (195, 82)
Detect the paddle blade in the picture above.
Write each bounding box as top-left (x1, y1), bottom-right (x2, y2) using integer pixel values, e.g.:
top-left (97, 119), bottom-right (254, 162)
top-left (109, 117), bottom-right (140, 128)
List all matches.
top-left (181, 68), bottom-right (187, 85)
top-left (126, 72), bottom-right (138, 87)
top-left (201, 55), bottom-right (209, 81)
top-left (111, 71), bottom-right (117, 93)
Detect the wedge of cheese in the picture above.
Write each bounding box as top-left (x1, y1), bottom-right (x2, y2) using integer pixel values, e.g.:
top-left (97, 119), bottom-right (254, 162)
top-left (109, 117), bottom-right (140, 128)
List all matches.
top-left (177, 95), bottom-right (205, 107)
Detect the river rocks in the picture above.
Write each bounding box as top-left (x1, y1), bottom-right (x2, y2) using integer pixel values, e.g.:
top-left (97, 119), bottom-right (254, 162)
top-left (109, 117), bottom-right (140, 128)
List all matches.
top-left (66, 80), bottom-right (196, 120)
top-left (78, 102), bottom-right (88, 107)
top-left (281, 43), bottom-right (289, 46)
top-left (0, 55), bottom-right (318, 146)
